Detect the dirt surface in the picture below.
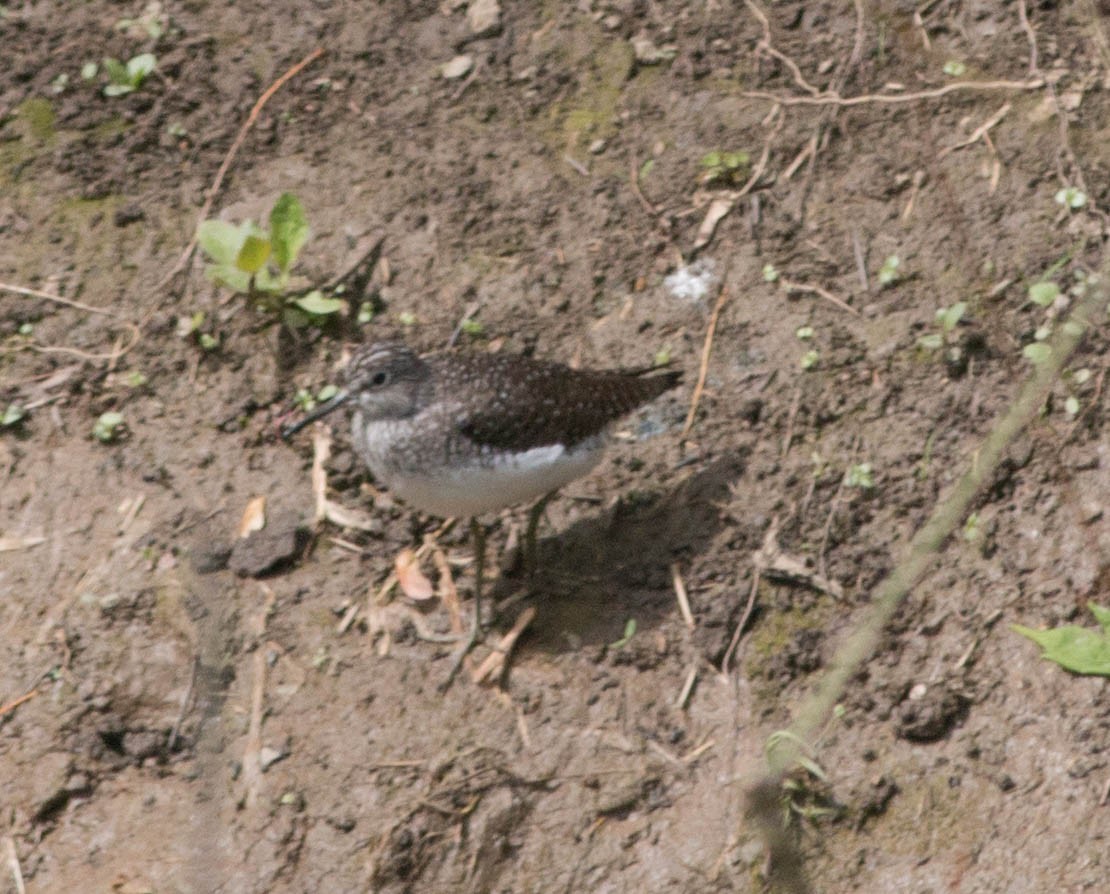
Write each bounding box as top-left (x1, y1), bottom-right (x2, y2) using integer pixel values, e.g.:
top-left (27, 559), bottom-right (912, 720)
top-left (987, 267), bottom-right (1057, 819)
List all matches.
top-left (3, 2), bottom-right (1109, 892)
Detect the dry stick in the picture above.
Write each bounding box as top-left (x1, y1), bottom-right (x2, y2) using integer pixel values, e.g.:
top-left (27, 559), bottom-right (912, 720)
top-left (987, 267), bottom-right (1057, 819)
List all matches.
top-left (0, 688), bottom-right (37, 719)
top-left (1016, 0), bottom-right (1039, 76)
top-left (745, 0), bottom-right (820, 95)
top-left (681, 282), bottom-right (730, 439)
top-left (939, 102), bottom-right (1012, 158)
top-left (780, 278), bottom-right (859, 317)
top-left (242, 583), bottom-right (276, 810)
top-left (159, 47), bottom-right (325, 287)
top-left (741, 77), bottom-right (1043, 108)
top-left (746, 268), bottom-right (1110, 885)
top-left (0, 281), bottom-right (117, 316)
top-left (4, 837), bottom-right (25, 894)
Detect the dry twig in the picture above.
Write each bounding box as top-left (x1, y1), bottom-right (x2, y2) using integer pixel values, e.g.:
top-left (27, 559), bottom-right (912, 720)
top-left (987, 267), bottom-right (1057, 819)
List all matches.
top-left (681, 282), bottom-right (730, 439)
top-left (159, 48), bottom-right (325, 287)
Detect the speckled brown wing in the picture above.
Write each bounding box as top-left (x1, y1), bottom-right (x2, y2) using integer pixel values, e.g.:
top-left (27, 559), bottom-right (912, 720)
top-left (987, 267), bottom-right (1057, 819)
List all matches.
top-left (430, 352), bottom-right (681, 452)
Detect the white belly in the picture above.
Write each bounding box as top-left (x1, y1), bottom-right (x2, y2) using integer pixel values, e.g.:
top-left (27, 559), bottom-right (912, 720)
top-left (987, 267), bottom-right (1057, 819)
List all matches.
top-left (385, 443), bottom-right (603, 517)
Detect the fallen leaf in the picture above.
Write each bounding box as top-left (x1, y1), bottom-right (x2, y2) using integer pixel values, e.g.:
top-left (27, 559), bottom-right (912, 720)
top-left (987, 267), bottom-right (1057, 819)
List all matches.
top-left (396, 548), bottom-right (435, 601)
top-left (237, 496), bottom-right (266, 539)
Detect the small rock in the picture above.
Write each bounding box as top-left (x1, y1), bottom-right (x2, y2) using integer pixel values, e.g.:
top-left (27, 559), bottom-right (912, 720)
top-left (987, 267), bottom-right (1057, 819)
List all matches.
top-left (466, 0), bottom-right (501, 37)
top-left (229, 511), bottom-right (310, 577)
top-left (588, 138), bottom-right (607, 154)
top-left (441, 54), bottom-right (474, 80)
top-left (259, 746), bottom-right (285, 771)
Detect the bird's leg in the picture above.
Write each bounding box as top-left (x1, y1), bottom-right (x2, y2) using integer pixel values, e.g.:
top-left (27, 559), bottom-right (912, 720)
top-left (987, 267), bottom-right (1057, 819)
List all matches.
top-left (442, 518), bottom-right (485, 689)
top-left (523, 491), bottom-right (556, 580)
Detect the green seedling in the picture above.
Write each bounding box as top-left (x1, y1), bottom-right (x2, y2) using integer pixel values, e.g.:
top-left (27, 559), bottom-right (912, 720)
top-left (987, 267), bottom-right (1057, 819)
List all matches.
top-left (2, 404), bottom-right (26, 427)
top-left (917, 301), bottom-right (966, 350)
top-left (357, 301), bottom-right (375, 325)
top-left (1013, 603), bottom-right (1110, 676)
top-left (459, 318), bottom-right (484, 337)
top-left (199, 193), bottom-right (310, 294)
top-left (878, 254), bottom-right (901, 287)
top-left (943, 60), bottom-right (967, 76)
top-left (609, 618), bottom-right (637, 650)
top-left (1055, 186), bottom-right (1087, 210)
top-left (1028, 281), bottom-right (1060, 308)
top-left (699, 149), bottom-right (750, 187)
top-left (81, 62), bottom-right (99, 80)
top-left (294, 384), bottom-right (339, 413)
top-left (799, 349), bottom-right (819, 370)
top-left (762, 263), bottom-right (780, 283)
top-left (126, 371), bottom-right (148, 388)
top-left (398, 311), bottom-right (417, 327)
top-left (844, 463), bottom-right (874, 489)
top-left (795, 325), bottom-right (814, 340)
top-left (93, 411), bottom-right (125, 442)
top-left (102, 53), bottom-right (156, 97)
top-left (198, 193), bottom-right (345, 328)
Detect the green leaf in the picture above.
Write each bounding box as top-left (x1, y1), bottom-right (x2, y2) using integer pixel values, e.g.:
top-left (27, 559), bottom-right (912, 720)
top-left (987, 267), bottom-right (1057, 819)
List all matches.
top-left (2, 404), bottom-right (26, 426)
top-left (93, 411), bottom-right (125, 443)
top-left (609, 618), bottom-right (637, 649)
top-left (236, 232), bottom-right (272, 274)
top-left (127, 53), bottom-right (156, 83)
top-left (1028, 281), bottom-right (1059, 307)
top-left (205, 263), bottom-right (252, 293)
top-left (1013, 604), bottom-right (1110, 675)
top-left (938, 301), bottom-right (966, 332)
top-left (293, 291), bottom-right (344, 315)
top-left (197, 220), bottom-right (244, 265)
top-left (103, 57), bottom-right (129, 84)
top-left (1022, 342), bottom-right (1051, 364)
top-left (917, 333), bottom-right (943, 350)
top-left (700, 151), bottom-right (722, 169)
top-left (270, 193), bottom-right (309, 274)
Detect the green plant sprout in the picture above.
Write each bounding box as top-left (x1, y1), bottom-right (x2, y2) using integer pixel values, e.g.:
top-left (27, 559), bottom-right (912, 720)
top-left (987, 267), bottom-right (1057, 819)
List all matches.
top-left (844, 463), bottom-right (874, 489)
top-left (917, 301), bottom-right (966, 350)
top-left (198, 193), bottom-right (345, 328)
top-left (609, 618), bottom-right (637, 650)
top-left (878, 255), bottom-right (901, 287)
top-left (800, 349), bottom-right (819, 370)
top-left (102, 53), bottom-right (156, 96)
top-left (699, 149), bottom-right (750, 187)
top-left (762, 263), bottom-right (780, 282)
top-left (93, 411), bottom-right (125, 442)
top-left (1054, 187), bottom-right (1087, 210)
top-left (2, 404), bottom-right (26, 427)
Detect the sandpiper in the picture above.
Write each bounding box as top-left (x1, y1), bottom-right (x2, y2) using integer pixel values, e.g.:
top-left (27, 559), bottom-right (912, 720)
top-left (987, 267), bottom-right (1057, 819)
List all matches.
top-left (283, 341), bottom-right (681, 682)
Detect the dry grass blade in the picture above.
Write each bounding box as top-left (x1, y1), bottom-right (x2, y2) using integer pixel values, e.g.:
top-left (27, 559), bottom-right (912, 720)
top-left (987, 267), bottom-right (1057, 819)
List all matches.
top-left (681, 282), bottom-right (731, 439)
top-left (4, 836), bottom-right (25, 894)
top-left (0, 536), bottom-right (45, 552)
top-left (471, 606), bottom-right (536, 685)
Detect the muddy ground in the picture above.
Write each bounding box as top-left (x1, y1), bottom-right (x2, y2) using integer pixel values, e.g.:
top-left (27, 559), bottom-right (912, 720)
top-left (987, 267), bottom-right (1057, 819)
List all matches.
top-left (2, 1), bottom-right (1109, 892)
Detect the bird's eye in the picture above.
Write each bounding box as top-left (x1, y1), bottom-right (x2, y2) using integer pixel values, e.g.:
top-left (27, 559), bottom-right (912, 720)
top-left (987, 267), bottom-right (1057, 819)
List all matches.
top-left (370, 371), bottom-right (389, 387)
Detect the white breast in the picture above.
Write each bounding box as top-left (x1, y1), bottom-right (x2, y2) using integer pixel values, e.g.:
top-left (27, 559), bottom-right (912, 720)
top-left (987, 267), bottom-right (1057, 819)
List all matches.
top-left (385, 443), bottom-right (603, 518)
